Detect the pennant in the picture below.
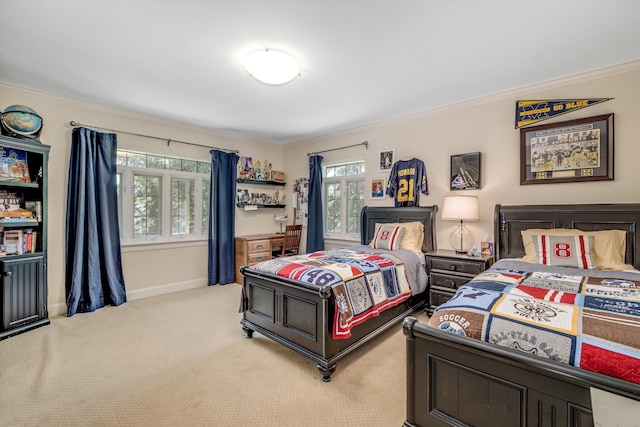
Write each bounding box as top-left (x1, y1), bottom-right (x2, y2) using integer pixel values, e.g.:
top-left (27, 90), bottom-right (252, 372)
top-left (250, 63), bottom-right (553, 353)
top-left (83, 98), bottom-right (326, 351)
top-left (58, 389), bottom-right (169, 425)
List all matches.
top-left (515, 98), bottom-right (612, 128)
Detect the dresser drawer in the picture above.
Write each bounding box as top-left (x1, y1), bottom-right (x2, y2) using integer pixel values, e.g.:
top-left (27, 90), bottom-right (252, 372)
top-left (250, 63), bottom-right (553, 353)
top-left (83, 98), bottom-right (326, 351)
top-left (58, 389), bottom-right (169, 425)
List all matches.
top-left (430, 258), bottom-right (486, 275)
top-left (271, 237), bottom-right (284, 247)
top-left (429, 289), bottom-right (455, 308)
top-left (247, 251), bottom-right (272, 264)
top-left (247, 239), bottom-right (271, 253)
top-left (431, 272), bottom-right (471, 290)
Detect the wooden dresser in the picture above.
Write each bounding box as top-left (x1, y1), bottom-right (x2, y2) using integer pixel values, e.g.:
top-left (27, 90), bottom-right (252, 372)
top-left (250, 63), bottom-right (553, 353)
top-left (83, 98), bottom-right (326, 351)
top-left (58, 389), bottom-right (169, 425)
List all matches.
top-left (234, 233), bottom-right (284, 284)
top-left (425, 249), bottom-right (494, 315)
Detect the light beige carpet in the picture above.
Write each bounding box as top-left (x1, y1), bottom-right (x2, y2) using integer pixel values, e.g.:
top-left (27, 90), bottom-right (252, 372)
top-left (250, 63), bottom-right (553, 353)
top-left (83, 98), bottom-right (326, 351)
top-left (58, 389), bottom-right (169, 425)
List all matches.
top-left (0, 284), bottom-right (429, 426)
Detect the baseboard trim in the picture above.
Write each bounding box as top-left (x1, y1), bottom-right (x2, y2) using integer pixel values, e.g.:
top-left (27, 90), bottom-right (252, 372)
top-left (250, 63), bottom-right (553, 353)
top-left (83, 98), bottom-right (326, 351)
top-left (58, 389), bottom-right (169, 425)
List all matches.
top-left (47, 278), bottom-right (208, 317)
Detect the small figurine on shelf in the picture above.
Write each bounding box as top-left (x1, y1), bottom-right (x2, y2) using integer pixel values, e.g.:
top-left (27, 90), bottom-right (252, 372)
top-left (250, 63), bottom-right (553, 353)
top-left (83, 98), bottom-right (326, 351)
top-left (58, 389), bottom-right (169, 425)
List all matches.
top-left (263, 159), bottom-right (272, 181)
top-left (253, 160), bottom-right (261, 180)
top-left (466, 245), bottom-right (480, 257)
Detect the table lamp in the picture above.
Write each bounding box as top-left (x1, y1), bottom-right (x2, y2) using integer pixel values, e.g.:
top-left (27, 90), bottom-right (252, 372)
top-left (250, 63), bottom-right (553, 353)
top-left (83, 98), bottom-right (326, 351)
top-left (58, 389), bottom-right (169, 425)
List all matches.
top-left (274, 213), bottom-right (288, 234)
top-left (441, 195), bottom-right (479, 253)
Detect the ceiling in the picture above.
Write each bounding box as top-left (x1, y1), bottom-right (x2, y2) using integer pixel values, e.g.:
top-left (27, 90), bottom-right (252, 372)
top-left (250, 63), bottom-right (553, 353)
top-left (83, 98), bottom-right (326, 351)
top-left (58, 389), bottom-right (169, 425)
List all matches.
top-left (1, 0), bottom-right (640, 145)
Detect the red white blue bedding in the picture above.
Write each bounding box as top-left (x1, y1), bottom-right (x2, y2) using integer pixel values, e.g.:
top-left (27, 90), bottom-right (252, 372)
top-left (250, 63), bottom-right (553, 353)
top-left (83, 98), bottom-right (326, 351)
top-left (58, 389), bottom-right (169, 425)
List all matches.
top-left (428, 259), bottom-right (640, 384)
top-left (250, 246), bottom-right (428, 339)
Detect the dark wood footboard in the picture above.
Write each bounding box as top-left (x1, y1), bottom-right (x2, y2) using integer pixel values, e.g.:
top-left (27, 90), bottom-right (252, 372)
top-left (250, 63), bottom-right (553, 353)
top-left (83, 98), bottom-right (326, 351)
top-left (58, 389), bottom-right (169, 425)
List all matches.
top-left (402, 316), bottom-right (640, 427)
top-left (241, 267), bottom-right (426, 381)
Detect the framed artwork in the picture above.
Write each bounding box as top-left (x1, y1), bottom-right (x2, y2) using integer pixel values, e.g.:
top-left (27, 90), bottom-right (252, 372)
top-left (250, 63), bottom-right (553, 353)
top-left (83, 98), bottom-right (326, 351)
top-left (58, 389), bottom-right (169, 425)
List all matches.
top-left (370, 177), bottom-right (386, 199)
top-left (450, 152), bottom-right (481, 190)
top-left (520, 113), bottom-right (613, 185)
top-left (378, 150), bottom-right (394, 172)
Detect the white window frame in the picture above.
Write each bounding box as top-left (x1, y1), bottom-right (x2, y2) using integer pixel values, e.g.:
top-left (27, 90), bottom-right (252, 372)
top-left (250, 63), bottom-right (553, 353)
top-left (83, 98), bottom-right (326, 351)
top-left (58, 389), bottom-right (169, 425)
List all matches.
top-left (117, 151), bottom-right (210, 246)
top-left (323, 160), bottom-right (365, 241)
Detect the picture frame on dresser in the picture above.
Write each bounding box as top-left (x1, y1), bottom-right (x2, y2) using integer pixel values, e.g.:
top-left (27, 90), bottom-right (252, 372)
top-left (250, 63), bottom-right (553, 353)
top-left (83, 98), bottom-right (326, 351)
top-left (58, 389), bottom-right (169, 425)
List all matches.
top-left (520, 113), bottom-right (614, 185)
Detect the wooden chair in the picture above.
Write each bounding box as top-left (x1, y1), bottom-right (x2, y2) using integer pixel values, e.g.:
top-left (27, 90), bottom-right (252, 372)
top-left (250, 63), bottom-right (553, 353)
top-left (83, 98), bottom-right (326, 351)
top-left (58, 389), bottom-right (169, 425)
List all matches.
top-left (279, 224), bottom-right (302, 257)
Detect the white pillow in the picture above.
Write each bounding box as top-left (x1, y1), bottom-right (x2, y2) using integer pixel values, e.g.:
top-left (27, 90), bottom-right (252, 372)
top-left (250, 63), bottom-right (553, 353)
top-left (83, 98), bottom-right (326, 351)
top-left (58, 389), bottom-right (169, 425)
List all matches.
top-left (532, 234), bottom-right (596, 269)
top-left (369, 225), bottom-right (405, 250)
top-left (521, 228), bottom-right (632, 270)
top-left (371, 221), bottom-right (425, 252)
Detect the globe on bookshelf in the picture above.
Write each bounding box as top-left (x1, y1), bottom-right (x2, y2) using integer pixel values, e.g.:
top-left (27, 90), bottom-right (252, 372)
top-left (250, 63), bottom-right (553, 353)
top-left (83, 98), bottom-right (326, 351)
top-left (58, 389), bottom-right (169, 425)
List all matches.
top-left (1, 105), bottom-right (43, 140)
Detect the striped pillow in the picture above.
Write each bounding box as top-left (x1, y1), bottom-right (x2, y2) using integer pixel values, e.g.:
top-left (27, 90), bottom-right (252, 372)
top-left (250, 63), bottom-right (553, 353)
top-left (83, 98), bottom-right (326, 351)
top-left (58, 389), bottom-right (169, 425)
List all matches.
top-left (369, 225), bottom-right (405, 251)
top-left (532, 234), bottom-right (596, 269)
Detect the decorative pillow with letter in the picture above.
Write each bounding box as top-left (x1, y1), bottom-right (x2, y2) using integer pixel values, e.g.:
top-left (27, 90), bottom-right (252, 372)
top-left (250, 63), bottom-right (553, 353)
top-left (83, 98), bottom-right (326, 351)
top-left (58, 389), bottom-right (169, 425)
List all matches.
top-left (370, 221), bottom-right (424, 252)
top-left (532, 234), bottom-right (596, 269)
top-left (521, 228), bottom-right (631, 270)
top-left (369, 225), bottom-right (405, 250)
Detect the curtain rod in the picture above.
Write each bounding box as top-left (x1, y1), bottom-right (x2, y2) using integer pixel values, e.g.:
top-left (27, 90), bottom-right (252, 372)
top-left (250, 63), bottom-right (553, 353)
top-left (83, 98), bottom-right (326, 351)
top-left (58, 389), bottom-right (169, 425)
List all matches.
top-left (307, 141), bottom-right (368, 156)
top-left (69, 121), bottom-right (240, 153)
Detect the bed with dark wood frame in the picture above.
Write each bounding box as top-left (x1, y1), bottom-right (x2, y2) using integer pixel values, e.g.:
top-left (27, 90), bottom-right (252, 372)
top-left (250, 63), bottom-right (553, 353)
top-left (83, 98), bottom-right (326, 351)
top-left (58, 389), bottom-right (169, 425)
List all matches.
top-left (403, 203), bottom-right (640, 427)
top-left (240, 205), bottom-right (437, 382)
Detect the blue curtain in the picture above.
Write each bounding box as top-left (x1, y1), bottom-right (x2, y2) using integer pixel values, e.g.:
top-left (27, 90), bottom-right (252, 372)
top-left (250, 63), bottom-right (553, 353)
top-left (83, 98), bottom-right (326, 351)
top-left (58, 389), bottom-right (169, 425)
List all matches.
top-left (208, 149), bottom-right (239, 285)
top-left (306, 155), bottom-right (324, 252)
top-left (65, 127), bottom-right (126, 317)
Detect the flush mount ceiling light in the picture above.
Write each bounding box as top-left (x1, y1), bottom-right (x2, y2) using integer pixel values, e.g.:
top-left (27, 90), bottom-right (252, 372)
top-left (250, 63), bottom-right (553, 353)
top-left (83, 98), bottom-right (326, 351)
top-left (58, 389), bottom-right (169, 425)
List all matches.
top-left (243, 48), bottom-right (301, 85)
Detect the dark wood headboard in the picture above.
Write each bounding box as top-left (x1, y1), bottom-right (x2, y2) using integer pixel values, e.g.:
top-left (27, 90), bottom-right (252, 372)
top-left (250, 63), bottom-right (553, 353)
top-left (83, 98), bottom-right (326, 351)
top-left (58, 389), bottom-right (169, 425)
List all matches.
top-left (360, 206), bottom-right (438, 253)
top-left (494, 203), bottom-right (640, 270)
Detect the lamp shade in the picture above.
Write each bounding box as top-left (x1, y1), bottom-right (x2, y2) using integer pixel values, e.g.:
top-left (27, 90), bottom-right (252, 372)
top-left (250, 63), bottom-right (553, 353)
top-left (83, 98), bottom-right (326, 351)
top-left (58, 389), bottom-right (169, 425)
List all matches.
top-left (244, 48), bottom-right (301, 85)
top-left (441, 196), bottom-right (479, 221)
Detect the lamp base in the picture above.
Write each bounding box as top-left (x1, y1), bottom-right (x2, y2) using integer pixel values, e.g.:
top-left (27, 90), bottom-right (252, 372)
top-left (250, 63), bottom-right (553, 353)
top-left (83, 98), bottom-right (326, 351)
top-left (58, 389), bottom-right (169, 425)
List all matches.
top-left (449, 220), bottom-right (474, 254)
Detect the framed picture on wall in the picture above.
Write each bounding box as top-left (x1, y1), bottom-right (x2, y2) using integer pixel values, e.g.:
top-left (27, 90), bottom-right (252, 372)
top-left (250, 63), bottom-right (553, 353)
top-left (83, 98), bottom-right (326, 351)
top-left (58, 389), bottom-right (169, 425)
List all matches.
top-left (450, 152), bottom-right (481, 190)
top-left (378, 150), bottom-right (394, 172)
top-left (370, 177), bottom-right (386, 199)
top-left (520, 114), bottom-right (614, 185)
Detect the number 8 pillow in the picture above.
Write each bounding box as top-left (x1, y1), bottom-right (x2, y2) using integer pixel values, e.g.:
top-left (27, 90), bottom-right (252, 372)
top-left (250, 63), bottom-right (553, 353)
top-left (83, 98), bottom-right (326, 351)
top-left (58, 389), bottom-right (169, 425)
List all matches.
top-left (369, 225), bottom-right (405, 250)
top-left (532, 234), bottom-right (596, 269)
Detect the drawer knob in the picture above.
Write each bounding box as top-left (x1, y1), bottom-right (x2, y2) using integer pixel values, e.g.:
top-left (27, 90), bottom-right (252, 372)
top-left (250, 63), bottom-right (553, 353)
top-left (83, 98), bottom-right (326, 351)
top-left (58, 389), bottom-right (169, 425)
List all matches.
top-left (450, 280), bottom-right (456, 287)
top-left (256, 244), bottom-right (264, 249)
top-left (449, 264), bottom-right (457, 271)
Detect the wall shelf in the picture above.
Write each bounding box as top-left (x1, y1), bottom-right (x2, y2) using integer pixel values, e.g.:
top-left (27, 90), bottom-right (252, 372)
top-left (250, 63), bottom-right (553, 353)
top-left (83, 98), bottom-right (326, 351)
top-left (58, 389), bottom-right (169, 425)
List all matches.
top-left (237, 179), bottom-right (285, 186)
top-left (237, 203), bottom-right (286, 209)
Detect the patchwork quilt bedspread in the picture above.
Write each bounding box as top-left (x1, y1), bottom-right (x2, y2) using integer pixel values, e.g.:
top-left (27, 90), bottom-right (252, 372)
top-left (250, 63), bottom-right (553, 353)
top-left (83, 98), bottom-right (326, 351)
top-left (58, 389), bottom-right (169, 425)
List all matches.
top-left (428, 259), bottom-right (640, 384)
top-left (250, 247), bottom-right (427, 339)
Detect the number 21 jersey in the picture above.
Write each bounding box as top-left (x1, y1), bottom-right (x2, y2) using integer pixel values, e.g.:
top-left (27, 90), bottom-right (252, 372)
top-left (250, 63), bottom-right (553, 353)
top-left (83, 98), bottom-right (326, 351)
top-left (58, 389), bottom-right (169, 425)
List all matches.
top-left (386, 158), bottom-right (428, 207)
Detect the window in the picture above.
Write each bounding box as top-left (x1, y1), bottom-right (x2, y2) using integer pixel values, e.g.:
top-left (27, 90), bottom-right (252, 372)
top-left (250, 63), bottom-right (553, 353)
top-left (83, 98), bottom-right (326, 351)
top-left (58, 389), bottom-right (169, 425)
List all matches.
top-left (323, 160), bottom-right (365, 240)
top-left (116, 150), bottom-right (211, 244)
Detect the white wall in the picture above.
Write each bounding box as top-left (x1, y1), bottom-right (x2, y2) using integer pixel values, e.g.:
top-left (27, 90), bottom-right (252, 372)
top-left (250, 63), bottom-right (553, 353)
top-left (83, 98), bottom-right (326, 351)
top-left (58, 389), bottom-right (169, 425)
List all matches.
top-left (2, 59), bottom-right (639, 316)
top-left (284, 61), bottom-right (640, 253)
top-left (0, 84), bottom-right (284, 315)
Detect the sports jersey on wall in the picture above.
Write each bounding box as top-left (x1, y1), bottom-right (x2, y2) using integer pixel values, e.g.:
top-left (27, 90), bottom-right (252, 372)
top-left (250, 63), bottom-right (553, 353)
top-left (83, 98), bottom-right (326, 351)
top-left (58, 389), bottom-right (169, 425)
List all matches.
top-left (386, 158), bottom-right (428, 207)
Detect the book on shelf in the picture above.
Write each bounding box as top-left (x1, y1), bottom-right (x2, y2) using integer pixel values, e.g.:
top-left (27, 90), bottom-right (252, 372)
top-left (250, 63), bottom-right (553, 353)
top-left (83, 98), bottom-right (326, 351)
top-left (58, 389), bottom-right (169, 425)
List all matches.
top-left (0, 196), bottom-right (20, 210)
top-left (24, 200), bottom-right (42, 222)
top-left (24, 229), bottom-right (36, 253)
top-left (4, 229), bottom-right (23, 255)
top-left (0, 217), bottom-right (38, 223)
top-left (0, 147), bottom-right (31, 183)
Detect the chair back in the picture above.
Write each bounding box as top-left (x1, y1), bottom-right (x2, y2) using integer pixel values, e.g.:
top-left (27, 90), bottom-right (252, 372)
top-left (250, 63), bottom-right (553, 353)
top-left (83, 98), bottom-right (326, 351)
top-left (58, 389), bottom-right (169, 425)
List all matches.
top-left (281, 224), bottom-right (303, 256)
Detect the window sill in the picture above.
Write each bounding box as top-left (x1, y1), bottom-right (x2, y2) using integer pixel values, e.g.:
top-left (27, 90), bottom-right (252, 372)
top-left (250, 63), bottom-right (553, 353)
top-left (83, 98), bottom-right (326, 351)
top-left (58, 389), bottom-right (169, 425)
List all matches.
top-left (324, 236), bottom-right (360, 245)
top-left (121, 238), bottom-right (207, 253)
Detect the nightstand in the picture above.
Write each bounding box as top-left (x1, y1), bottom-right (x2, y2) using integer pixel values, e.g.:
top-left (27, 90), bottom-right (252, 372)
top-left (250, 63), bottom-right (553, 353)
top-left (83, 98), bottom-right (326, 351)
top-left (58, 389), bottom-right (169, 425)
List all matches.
top-left (425, 249), bottom-right (494, 315)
